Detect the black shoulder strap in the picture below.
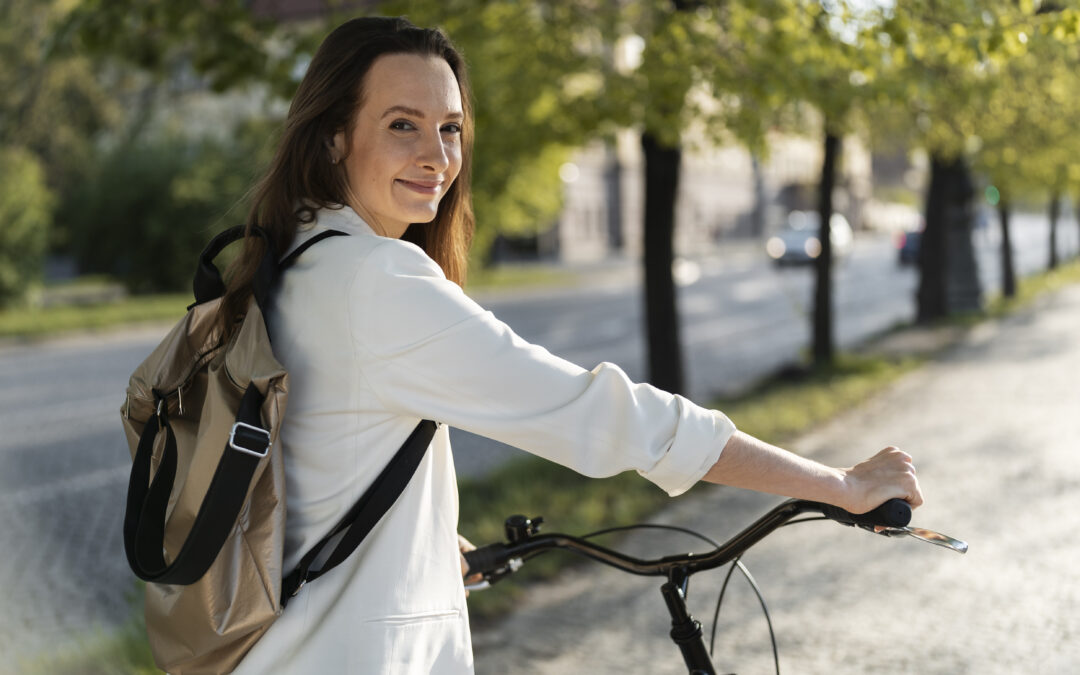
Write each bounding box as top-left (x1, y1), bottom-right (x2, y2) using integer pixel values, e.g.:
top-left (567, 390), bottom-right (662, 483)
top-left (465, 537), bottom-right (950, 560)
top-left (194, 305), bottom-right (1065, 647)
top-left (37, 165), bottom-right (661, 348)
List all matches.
top-left (280, 419), bottom-right (438, 606)
top-left (276, 228), bottom-right (437, 604)
top-left (280, 229), bottom-right (349, 270)
top-left (189, 226), bottom-right (349, 310)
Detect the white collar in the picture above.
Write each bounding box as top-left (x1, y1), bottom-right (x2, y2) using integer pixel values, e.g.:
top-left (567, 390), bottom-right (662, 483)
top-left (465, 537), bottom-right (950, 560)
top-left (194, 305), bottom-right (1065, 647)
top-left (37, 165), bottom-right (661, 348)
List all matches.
top-left (281, 205), bottom-right (376, 260)
top-left (311, 204), bottom-right (378, 238)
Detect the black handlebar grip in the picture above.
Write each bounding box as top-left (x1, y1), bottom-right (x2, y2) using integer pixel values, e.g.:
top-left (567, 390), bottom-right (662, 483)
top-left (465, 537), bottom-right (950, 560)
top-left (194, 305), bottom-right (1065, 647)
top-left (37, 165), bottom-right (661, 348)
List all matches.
top-left (822, 498), bottom-right (912, 528)
top-left (463, 543), bottom-right (511, 576)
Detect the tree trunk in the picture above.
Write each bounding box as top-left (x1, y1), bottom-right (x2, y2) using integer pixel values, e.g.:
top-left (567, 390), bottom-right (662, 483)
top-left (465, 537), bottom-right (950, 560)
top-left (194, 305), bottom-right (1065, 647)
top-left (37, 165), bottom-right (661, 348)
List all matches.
top-left (917, 155), bottom-right (981, 321)
top-left (999, 200), bottom-right (1016, 298)
top-left (604, 144), bottom-right (624, 252)
top-left (1048, 191), bottom-right (1060, 270)
top-left (812, 131), bottom-right (840, 367)
top-left (750, 154), bottom-right (766, 237)
top-left (641, 132), bottom-right (685, 395)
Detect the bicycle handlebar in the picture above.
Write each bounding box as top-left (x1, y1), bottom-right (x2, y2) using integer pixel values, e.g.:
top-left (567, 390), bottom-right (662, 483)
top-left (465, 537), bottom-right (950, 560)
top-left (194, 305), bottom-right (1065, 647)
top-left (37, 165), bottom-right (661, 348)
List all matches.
top-left (464, 498), bottom-right (912, 581)
top-left (821, 498), bottom-right (911, 528)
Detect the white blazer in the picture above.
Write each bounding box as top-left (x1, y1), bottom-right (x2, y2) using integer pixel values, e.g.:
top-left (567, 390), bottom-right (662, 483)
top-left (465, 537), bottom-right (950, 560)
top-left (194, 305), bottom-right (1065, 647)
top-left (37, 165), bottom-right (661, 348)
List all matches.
top-left (233, 206), bottom-right (736, 674)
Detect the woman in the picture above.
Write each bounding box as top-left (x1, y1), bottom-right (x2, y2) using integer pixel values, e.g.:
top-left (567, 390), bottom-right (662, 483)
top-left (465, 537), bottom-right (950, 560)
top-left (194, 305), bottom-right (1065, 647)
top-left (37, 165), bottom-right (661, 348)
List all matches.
top-left (227, 16), bottom-right (921, 674)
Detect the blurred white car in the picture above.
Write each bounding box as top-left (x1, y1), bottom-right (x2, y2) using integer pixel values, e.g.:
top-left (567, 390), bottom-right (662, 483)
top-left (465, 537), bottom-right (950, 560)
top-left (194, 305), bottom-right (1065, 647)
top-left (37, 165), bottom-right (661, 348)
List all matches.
top-left (766, 211), bottom-right (853, 265)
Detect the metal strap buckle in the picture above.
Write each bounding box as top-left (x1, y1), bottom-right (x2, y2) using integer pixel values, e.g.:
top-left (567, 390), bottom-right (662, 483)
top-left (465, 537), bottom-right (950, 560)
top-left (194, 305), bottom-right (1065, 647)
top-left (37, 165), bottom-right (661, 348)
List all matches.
top-left (291, 579), bottom-right (307, 597)
top-left (228, 422), bottom-right (272, 458)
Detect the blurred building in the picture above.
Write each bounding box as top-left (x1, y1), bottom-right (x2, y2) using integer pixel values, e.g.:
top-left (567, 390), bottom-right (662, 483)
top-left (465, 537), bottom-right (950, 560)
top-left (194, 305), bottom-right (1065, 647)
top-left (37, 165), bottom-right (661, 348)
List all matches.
top-left (546, 130), bottom-right (874, 263)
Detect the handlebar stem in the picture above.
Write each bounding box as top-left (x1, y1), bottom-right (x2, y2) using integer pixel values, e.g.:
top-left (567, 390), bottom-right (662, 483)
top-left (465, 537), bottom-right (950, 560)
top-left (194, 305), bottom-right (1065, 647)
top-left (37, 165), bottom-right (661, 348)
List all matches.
top-left (661, 578), bottom-right (717, 675)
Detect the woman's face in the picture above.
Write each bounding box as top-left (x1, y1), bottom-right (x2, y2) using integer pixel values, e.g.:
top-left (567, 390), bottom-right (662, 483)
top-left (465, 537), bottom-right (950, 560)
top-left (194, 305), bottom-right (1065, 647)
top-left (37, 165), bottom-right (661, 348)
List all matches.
top-left (332, 53), bottom-right (464, 239)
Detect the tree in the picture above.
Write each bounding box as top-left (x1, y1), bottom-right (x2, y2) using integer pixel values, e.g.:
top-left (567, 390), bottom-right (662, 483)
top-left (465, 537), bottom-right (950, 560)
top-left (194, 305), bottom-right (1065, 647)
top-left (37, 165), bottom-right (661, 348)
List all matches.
top-left (63, 123), bottom-right (276, 292)
top-left (867, 2), bottom-right (1000, 320)
top-left (873, 2), bottom-right (1080, 315)
top-left (732, 2), bottom-right (877, 367)
top-left (0, 149), bottom-right (53, 306)
top-left (0, 0), bottom-right (118, 299)
top-left (967, 3), bottom-right (1080, 295)
top-left (3, 0), bottom-right (120, 190)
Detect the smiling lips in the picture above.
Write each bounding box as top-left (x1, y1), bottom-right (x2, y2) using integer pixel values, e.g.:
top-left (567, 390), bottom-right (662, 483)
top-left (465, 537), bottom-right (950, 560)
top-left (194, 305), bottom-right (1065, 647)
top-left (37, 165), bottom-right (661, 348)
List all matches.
top-left (396, 178), bottom-right (443, 195)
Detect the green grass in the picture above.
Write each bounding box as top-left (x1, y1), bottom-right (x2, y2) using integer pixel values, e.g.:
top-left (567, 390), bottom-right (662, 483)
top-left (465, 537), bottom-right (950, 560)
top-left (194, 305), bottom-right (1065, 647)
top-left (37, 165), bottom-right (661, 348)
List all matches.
top-left (0, 294), bottom-right (189, 339)
top-left (465, 263), bottom-right (579, 293)
top-left (985, 255), bottom-right (1080, 316)
top-left (18, 597), bottom-right (157, 675)
top-left (709, 354), bottom-right (923, 446)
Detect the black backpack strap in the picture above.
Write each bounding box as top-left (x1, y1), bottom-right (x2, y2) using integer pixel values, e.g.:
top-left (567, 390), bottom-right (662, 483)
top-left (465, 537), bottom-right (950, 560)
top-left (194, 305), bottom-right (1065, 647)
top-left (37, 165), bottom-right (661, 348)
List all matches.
top-left (190, 226), bottom-right (348, 311)
top-left (125, 384), bottom-right (270, 584)
top-left (280, 229), bottom-right (349, 270)
top-left (192, 226), bottom-right (245, 304)
top-left (191, 226), bottom-right (277, 310)
top-left (280, 419), bottom-right (438, 606)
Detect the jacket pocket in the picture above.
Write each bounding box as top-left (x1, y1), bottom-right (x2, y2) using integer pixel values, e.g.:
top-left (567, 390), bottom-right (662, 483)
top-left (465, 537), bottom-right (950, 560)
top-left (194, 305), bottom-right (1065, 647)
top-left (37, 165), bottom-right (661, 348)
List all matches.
top-left (364, 609), bottom-right (461, 626)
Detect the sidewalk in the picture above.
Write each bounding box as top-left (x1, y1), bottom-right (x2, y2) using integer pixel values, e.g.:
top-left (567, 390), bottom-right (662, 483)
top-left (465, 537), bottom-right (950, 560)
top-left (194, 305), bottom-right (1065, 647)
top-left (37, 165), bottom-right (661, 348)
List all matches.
top-left (471, 282), bottom-right (1080, 674)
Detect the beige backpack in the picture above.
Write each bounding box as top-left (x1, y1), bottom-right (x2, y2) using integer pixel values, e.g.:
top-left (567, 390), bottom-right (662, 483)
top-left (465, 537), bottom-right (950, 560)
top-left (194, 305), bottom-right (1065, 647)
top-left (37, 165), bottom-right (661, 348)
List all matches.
top-left (121, 226), bottom-right (434, 673)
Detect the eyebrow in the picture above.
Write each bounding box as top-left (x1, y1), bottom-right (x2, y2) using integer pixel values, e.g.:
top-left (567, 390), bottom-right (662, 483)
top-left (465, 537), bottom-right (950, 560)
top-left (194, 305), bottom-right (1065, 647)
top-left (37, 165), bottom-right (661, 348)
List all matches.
top-left (380, 105), bottom-right (464, 120)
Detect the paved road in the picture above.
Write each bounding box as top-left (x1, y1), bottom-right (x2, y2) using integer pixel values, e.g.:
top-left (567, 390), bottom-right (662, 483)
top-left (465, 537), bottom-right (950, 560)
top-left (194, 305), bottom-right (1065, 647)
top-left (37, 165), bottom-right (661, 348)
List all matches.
top-left (0, 328), bottom-right (162, 673)
top-left (0, 216), bottom-right (1074, 669)
top-left (471, 282), bottom-right (1080, 674)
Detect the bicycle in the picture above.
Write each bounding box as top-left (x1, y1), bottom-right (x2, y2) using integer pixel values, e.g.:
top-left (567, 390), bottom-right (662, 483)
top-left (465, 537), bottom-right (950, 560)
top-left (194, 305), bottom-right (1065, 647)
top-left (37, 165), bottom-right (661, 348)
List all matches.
top-left (464, 498), bottom-right (967, 675)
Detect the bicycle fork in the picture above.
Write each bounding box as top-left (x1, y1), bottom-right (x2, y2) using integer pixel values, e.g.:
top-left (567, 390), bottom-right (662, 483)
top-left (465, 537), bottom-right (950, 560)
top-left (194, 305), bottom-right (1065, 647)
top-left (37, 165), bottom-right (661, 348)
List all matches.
top-left (662, 567), bottom-right (723, 675)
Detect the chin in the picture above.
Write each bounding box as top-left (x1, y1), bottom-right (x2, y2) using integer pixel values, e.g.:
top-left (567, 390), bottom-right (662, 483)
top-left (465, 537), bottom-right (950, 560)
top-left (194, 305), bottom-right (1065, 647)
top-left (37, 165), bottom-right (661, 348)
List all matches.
top-left (405, 209), bottom-right (440, 225)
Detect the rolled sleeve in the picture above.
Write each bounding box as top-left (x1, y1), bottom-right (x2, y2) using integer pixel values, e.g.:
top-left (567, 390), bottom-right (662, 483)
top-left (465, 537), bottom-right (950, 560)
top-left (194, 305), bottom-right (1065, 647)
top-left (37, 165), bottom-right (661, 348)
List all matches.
top-left (636, 396), bottom-right (736, 497)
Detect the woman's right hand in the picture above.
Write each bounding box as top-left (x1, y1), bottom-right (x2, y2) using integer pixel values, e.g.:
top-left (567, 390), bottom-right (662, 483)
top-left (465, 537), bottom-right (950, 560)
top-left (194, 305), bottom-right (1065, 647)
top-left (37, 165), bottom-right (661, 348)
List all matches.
top-left (839, 446), bottom-right (923, 515)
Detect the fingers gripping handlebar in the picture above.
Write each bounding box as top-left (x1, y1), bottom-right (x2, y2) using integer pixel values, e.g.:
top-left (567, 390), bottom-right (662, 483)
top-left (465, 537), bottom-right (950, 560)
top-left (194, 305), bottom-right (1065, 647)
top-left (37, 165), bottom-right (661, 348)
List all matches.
top-left (463, 543), bottom-right (514, 577)
top-left (821, 498), bottom-right (912, 528)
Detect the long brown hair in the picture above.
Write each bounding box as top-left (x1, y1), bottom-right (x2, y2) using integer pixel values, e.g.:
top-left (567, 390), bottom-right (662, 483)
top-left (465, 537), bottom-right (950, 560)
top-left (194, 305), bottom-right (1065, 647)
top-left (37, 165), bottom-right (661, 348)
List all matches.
top-left (218, 16), bottom-right (474, 338)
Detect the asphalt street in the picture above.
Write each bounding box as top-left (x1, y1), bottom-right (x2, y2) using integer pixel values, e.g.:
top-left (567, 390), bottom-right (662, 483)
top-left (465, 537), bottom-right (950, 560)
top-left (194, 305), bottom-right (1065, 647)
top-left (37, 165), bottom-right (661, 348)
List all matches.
top-left (471, 282), bottom-right (1080, 674)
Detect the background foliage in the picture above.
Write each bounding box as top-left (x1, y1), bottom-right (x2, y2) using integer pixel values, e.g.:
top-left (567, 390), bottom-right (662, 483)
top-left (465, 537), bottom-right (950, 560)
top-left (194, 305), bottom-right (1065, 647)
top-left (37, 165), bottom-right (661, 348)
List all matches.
top-left (2, 0), bottom-right (1078, 307)
top-left (0, 148), bottom-right (54, 305)
top-left (62, 120), bottom-right (275, 292)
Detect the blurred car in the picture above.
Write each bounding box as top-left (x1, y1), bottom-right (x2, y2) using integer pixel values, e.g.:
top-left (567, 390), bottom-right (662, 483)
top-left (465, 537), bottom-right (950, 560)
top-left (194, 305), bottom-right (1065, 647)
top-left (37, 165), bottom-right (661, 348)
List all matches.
top-left (896, 229), bottom-right (922, 265)
top-left (765, 211), bottom-right (853, 265)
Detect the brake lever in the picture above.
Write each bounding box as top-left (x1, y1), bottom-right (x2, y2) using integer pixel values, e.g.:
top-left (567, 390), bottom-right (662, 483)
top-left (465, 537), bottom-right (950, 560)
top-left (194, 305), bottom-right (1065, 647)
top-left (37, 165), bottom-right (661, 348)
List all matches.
top-left (866, 525), bottom-right (969, 554)
top-left (465, 556), bottom-right (525, 592)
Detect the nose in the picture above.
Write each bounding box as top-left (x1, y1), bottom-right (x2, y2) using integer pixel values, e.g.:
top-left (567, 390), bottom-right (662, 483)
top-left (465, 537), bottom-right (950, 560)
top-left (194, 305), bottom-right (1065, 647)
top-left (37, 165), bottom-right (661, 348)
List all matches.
top-left (417, 131), bottom-right (450, 173)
